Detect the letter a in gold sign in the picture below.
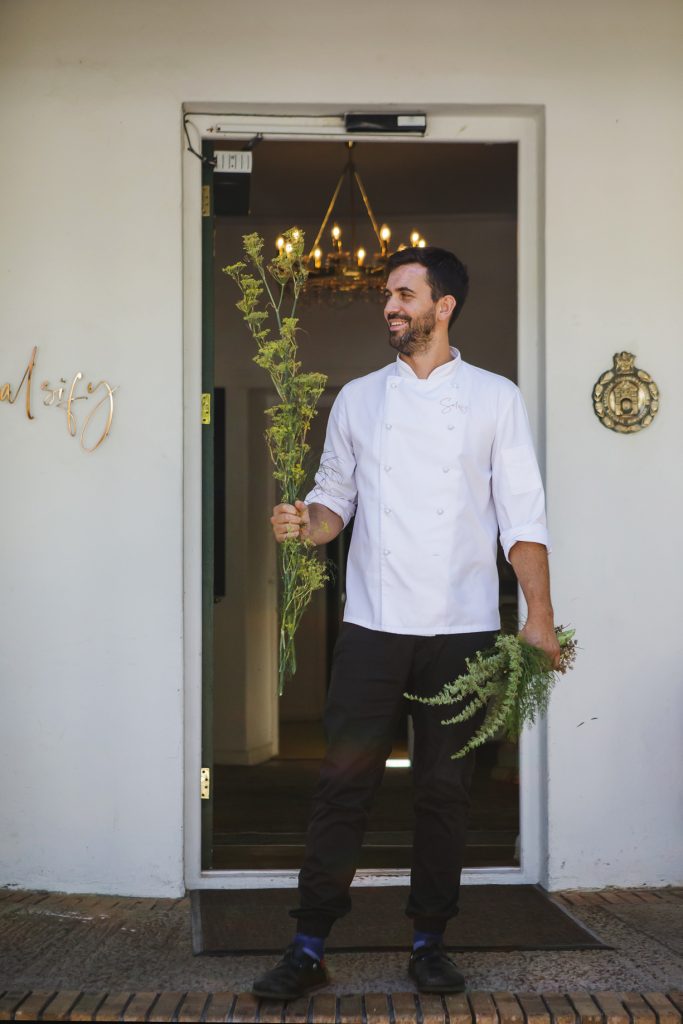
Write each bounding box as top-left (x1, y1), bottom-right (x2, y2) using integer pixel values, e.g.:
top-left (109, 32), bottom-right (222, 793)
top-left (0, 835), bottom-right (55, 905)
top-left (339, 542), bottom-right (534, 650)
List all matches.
top-left (592, 352), bottom-right (659, 433)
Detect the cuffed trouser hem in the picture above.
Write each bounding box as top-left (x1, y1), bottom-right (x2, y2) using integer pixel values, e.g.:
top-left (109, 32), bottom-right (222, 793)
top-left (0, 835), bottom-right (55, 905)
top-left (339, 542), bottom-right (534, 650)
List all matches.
top-left (288, 909), bottom-right (338, 939)
top-left (409, 914), bottom-right (451, 933)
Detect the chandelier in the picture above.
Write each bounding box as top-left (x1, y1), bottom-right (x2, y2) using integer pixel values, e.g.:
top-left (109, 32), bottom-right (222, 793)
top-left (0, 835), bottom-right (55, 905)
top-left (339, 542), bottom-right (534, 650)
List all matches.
top-left (274, 141), bottom-right (427, 304)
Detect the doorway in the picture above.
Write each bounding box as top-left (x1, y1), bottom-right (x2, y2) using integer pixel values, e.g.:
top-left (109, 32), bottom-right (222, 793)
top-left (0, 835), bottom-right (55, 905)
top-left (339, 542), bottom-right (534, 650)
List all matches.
top-left (182, 107), bottom-right (546, 890)
top-left (209, 136), bottom-right (519, 870)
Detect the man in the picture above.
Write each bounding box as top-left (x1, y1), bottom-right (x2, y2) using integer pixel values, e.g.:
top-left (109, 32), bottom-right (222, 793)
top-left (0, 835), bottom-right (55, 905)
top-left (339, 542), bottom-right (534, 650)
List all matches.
top-left (253, 246), bottom-right (558, 999)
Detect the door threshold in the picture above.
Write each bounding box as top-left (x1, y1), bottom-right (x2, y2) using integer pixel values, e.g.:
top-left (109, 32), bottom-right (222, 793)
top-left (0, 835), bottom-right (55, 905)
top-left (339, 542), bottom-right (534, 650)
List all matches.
top-left (190, 866), bottom-right (527, 889)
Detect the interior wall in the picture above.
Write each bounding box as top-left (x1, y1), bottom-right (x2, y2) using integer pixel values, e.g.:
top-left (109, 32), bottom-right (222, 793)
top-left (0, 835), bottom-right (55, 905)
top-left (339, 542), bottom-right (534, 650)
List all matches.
top-left (215, 214), bottom-right (517, 388)
top-left (213, 211), bottom-right (517, 763)
top-left (0, 0), bottom-right (681, 894)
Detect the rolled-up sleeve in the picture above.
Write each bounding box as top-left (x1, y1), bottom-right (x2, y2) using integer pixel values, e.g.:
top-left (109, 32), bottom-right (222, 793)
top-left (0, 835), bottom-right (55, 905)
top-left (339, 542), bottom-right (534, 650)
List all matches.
top-left (491, 386), bottom-right (551, 561)
top-left (303, 388), bottom-right (358, 528)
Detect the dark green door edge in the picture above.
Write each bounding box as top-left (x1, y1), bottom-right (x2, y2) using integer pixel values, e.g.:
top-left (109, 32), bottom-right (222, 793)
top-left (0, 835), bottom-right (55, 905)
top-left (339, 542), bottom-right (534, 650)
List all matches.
top-left (200, 140), bottom-right (215, 870)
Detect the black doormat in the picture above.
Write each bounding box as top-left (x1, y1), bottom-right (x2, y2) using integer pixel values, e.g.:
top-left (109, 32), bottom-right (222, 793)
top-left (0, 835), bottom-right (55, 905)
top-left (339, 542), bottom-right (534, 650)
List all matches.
top-left (190, 885), bottom-right (608, 954)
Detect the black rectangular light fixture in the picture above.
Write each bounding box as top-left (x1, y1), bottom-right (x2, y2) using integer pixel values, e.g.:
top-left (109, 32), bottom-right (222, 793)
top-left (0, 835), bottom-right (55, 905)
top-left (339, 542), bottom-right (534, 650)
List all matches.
top-left (213, 150), bottom-right (252, 216)
top-left (344, 112), bottom-right (427, 135)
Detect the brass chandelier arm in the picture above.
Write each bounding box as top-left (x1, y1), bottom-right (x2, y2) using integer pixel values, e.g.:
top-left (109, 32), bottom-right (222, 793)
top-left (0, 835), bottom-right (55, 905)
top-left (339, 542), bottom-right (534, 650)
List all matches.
top-left (354, 170), bottom-right (383, 249)
top-left (308, 170), bottom-right (346, 259)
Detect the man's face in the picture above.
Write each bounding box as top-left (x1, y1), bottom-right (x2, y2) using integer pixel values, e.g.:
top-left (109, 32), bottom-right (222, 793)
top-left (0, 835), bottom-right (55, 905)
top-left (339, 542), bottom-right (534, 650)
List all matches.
top-left (384, 263), bottom-right (438, 356)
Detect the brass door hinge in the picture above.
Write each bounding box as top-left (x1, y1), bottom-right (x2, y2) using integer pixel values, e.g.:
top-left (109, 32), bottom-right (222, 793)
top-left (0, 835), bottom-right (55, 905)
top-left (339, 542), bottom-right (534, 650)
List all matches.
top-left (202, 185), bottom-right (211, 217)
top-left (201, 392), bottom-right (211, 425)
top-left (200, 767), bottom-right (211, 800)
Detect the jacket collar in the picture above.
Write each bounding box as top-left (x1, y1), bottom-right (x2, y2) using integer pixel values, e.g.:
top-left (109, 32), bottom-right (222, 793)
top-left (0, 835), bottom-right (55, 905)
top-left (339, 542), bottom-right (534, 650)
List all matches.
top-left (395, 345), bottom-right (462, 382)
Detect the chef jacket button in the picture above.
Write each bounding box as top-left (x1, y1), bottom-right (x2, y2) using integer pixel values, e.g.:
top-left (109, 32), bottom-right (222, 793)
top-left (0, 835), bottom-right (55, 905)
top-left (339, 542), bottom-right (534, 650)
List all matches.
top-left (390, 382), bottom-right (398, 389)
top-left (383, 548), bottom-right (391, 555)
top-left (447, 423), bottom-right (455, 430)
top-left (384, 464), bottom-right (391, 472)
top-left (383, 506), bottom-right (391, 514)
top-left (385, 422), bottom-right (392, 430)
top-left (443, 466), bottom-right (450, 473)
top-left (437, 508), bottom-right (444, 515)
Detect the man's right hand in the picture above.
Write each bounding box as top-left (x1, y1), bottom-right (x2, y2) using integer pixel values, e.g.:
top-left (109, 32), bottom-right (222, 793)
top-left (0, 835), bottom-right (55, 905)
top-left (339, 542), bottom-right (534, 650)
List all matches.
top-left (270, 500), bottom-right (311, 543)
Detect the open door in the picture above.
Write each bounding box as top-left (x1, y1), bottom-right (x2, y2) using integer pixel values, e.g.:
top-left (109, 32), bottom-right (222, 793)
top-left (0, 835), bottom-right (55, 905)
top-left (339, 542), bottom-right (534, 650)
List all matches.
top-left (200, 140), bottom-right (216, 869)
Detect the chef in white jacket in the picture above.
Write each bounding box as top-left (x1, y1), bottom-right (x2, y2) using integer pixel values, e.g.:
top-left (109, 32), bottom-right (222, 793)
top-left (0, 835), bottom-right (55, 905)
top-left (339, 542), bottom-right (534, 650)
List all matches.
top-left (254, 246), bottom-right (559, 1001)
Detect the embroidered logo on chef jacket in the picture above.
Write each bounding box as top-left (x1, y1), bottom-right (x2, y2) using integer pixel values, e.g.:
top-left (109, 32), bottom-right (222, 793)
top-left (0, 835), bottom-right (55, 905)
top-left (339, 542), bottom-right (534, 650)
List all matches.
top-left (440, 396), bottom-right (470, 415)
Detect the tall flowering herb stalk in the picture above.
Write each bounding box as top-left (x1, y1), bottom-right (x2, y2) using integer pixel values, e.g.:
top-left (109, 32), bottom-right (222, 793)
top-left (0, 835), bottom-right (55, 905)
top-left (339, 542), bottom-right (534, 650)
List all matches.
top-left (406, 627), bottom-right (577, 759)
top-left (224, 228), bottom-right (329, 694)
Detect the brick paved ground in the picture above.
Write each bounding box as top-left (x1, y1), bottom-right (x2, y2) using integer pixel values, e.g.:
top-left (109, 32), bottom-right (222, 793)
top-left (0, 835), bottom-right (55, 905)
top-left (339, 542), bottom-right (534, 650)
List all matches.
top-left (1, 888), bottom-right (682, 1021)
top-left (0, 989), bottom-right (681, 1023)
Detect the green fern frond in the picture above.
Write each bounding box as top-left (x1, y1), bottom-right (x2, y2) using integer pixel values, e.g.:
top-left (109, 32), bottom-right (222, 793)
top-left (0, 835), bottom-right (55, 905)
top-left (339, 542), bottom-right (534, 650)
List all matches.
top-left (405, 627), bottom-right (577, 759)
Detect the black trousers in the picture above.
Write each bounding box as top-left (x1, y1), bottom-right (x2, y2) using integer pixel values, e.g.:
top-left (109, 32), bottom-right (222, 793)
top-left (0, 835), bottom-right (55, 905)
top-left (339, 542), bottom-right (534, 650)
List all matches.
top-left (290, 622), bottom-right (497, 937)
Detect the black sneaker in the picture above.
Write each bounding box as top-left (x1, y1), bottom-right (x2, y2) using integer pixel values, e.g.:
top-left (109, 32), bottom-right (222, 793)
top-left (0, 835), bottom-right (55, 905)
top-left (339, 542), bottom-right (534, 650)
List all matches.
top-left (252, 943), bottom-right (330, 1000)
top-left (408, 941), bottom-right (466, 993)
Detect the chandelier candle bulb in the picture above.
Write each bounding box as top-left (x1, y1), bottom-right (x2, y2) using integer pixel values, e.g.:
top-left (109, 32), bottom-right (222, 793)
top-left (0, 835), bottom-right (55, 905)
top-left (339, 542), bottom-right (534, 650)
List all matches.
top-left (278, 143), bottom-right (425, 301)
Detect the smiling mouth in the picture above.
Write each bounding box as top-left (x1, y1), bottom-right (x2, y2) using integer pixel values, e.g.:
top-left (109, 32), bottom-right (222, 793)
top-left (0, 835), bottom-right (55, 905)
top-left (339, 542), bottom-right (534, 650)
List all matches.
top-left (388, 318), bottom-right (409, 331)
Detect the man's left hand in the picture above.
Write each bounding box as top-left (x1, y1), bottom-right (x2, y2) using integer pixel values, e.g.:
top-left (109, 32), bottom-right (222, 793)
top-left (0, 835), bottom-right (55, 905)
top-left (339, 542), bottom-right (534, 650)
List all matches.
top-left (519, 617), bottom-right (561, 669)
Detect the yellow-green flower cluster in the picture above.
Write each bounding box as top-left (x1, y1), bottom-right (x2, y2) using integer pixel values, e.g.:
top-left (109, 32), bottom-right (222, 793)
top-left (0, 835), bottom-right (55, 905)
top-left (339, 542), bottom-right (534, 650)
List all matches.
top-left (224, 229), bottom-right (329, 694)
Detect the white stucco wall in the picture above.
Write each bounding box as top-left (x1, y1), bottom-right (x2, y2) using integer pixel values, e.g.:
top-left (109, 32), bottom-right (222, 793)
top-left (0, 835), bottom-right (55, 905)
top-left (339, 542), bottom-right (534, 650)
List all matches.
top-left (0, 0), bottom-right (681, 894)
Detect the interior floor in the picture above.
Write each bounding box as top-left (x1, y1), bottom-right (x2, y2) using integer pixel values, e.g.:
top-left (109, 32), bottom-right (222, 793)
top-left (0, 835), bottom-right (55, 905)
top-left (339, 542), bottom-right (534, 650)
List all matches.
top-left (213, 720), bottom-right (519, 870)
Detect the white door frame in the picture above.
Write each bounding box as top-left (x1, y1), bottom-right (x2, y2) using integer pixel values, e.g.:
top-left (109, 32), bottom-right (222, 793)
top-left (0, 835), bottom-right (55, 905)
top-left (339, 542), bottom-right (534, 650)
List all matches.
top-left (182, 103), bottom-right (547, 891)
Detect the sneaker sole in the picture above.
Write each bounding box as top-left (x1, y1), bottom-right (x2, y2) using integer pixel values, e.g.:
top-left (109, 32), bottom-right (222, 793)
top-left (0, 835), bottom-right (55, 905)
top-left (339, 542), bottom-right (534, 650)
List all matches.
top-left (408, 966), bottom-right (466, 993)
top-left (252, 976), bottom-right (329, 1000)
top-left (413, 979), bottom-right (466, 993)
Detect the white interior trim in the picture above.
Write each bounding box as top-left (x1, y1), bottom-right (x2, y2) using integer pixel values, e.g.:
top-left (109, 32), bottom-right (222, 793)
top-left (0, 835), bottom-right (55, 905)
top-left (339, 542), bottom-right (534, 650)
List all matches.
top-left (182, 104), bottom-right (546, 892)
top-left (191, 866), bottom-right (527, 890)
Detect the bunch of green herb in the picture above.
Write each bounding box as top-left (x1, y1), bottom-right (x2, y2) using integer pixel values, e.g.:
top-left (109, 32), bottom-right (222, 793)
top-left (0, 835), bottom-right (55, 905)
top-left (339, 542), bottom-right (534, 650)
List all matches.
top-left (406, 627), bottom-right (577, 758)
top-left (224, 228), bottom-right (329, 694)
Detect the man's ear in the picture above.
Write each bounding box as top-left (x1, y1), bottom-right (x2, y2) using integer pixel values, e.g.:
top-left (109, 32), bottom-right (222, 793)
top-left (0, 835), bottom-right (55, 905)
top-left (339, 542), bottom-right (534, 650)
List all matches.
top-left (438, 295), bottom-right (456, 321)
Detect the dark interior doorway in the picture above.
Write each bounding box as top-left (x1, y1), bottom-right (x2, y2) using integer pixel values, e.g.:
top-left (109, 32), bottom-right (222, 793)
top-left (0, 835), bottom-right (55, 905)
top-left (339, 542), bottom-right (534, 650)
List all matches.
top-left (209, 137), bottom-right (519, 871)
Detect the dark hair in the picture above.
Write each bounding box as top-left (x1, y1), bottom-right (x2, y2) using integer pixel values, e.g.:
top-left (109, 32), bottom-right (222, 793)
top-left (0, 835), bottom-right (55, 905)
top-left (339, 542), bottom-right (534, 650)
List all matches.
top-left (385, 246), bottom-right (469, 328)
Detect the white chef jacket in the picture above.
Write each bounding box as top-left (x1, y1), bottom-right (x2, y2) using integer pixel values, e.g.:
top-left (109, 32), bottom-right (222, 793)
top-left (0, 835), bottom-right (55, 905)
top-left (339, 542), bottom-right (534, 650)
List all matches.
top-left (304, 346), bottom-right (550, 636)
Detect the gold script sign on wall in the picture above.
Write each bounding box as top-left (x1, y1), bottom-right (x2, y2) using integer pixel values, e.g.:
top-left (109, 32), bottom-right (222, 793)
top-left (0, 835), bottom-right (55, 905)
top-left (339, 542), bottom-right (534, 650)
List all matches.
top-left (592, 351), bottom-right (659, 434)
top-left (0, 347), bottom-right (118, 453)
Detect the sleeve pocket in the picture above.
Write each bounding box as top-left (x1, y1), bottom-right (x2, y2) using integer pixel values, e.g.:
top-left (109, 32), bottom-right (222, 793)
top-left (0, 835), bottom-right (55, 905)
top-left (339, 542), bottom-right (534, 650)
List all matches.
top-left (501, 444), bottom-right (543, 496)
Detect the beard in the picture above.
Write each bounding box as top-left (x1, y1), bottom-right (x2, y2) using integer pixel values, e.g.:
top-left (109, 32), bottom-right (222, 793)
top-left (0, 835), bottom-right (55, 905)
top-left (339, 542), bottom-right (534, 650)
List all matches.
top-left (387, 308), bottom-right (437, 355)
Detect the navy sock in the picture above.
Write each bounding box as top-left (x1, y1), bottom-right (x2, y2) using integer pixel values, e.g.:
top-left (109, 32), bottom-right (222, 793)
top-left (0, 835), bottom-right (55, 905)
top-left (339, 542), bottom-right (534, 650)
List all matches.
top-left (293, 932), bottom-right (325, 962)
top-left (413, 927), bottom-right (444, 951)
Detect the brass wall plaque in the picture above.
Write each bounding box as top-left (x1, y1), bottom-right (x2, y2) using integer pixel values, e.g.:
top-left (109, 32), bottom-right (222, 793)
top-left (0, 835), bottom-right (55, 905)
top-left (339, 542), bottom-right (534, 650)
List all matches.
top-left (592, 352), bottom-right (659, 433)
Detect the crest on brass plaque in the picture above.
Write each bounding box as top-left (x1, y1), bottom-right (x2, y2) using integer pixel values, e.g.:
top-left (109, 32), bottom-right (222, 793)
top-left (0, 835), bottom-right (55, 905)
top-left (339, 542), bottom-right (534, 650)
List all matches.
top-left (592, 352), bottom-right (659, 433)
